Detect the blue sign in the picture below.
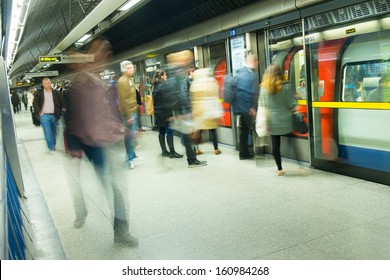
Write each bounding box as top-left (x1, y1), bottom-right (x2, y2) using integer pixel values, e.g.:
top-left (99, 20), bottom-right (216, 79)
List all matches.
top-left (230, 29), bottom-right (236, 36)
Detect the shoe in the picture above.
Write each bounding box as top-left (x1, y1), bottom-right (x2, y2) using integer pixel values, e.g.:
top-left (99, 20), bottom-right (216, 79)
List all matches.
top-left (214, 149), bottom-right (221, 155)
top-left (278, 170), bottom-right (285, 176)
top-left (195, 150), bottom-right (203, 155)
top-left (239, 154), bottom-right (254, 160)
top-left (49, 150), bottom-right (55, 155)
top-left (73, 211), bottom-right (88, 229)
top-left (169, 152), bottom-right (183, 158)
top-left (161, 151), bottom-right (170, 157)
top-left (129, 160), bottom-right (135, 169)
top-left (114, 231), bottom-right (139, 247)
top-left (137, 128), bottom-right (145, 132)
top-left (188, 159), bottom-right (207, 168)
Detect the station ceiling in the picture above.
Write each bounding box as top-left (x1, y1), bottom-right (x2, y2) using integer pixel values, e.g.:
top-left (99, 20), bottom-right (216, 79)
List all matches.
top-left (6, 0), bottom-right (261, 81)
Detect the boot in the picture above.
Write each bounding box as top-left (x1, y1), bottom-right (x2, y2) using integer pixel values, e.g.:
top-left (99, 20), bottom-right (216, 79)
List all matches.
top-left (158, 134), bottom-right (170, 157)
top-left (167, 135), bottom-right (183, 158)
top-left (113, 218), bottom-right (139, 247)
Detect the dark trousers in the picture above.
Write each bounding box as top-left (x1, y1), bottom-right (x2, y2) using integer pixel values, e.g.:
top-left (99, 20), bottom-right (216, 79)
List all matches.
top-left (271, 135), bottom-right (283, 171)
top-left (238, 113), bottom-right (253, 157)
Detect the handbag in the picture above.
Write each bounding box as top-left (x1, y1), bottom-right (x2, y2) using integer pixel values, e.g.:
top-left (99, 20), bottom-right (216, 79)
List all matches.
top-left (145, 94), bottom-right (154, 115)
top-left (255, 93), bottom-right (268, 137)
top-left (170, 114), bottom-right (196, 134)
top-left (292, 112), bottom-right (308, 134)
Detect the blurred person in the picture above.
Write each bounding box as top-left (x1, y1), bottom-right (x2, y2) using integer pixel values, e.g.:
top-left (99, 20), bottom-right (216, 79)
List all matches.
top-left (27, 88), bottom-right (35, 112)
top-left (296, 79), bottom-right (306, 100)
top-left (117, 60), bottom-right (139, 169)
top-left (167, 50), bottom-right (207, 167)
top-left (190, 68), bottom-right (222, 155)
top-left (152, 69), bottom-right (183, 158)
top-left (63, 38), bottom-right (138, 246)
top-left (33, 77), bottom-right (64, 154)
top-left (136, 88), bottom-right (146, 132)
top-left (22, 90), bottom-right (28, 110)
top-left (179, 67), bottom-right (201, 154)
top-left (232, 54), bottom-right (259, 160)
top-left (366, 77), bottom-right (385, 102)
top-left (260, 64), bottom-right (297, 176)
top-left (11, 90), bottom-right (20, 114)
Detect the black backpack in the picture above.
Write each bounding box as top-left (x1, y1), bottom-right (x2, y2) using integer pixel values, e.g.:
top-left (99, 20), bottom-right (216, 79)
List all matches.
top-left (223, 74), bottom-right (237, 103)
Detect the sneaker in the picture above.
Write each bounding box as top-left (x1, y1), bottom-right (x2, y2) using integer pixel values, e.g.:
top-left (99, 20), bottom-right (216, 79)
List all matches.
top-left (129, 160), bottom-right (135, 169)
top-left (137, 128), bottom-right (145, 132)
top-left (214, 149), bottom-right (221, 155)
top-left (114, 232), bottom-right (139, 247)
top-left (195, 150), bottom-right (203, 155)
top-left (188, 159), bottom-right (207, 168)
top-left (49, 150), bottom-right (55, 155)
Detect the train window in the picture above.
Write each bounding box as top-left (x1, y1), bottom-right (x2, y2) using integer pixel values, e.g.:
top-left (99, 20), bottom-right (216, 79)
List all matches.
top-left (342, 62), bottom-right (389, 102)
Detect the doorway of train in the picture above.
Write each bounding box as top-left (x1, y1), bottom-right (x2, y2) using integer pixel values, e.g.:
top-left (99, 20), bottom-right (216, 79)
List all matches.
top-left (301, 0), bottom-right (390, 185)
top-left (261, 21), bottom-right (311, 164)
top-left (200, 33), bottom-right (261, 151)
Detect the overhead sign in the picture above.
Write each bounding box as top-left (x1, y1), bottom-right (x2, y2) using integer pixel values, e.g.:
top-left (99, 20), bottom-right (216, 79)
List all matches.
top-left (25, 70), bottom-right (59, 78)
top-left (39, 56), bottom-right (61, 63)
top-left (39, 54), bottom-right (94, 64)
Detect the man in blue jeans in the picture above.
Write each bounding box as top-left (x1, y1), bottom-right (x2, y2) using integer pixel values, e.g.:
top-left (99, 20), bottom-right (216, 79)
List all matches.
top-left (33, 77), bottom-right (64, 154)
top-left (117, 60), bottom-right (139, 169)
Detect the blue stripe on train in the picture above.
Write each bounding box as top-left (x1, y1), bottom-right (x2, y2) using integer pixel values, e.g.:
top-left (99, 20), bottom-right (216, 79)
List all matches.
top-left (338, 145), bottom-right (390, 172)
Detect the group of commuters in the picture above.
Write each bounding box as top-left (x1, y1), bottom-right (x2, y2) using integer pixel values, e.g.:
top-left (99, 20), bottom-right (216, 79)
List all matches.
top-left (230, 54), bottom-right (299, 176)
top-left (10, 89), bottom-right (35, 114)
top-left (20, 36), bottom-right (311, 248)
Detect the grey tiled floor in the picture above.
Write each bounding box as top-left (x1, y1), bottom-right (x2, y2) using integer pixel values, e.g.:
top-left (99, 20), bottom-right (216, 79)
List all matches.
top-left (14, 110), bottom-right (390, 260)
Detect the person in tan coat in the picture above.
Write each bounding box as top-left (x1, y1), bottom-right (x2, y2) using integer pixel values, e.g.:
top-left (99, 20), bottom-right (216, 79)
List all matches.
top-left (190, 68), bottom-right (222, 155)
top-left (118, 60), bottom-right (139, 169)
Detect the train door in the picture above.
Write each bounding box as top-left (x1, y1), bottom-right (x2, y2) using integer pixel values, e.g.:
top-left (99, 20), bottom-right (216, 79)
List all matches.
top-left (263, 21), bottom-right (311, 162)
top-left (304, 1), bottom-right (390, 185)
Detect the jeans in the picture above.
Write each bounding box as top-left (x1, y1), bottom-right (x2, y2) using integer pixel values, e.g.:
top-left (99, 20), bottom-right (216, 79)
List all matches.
top-left (40, 114), bottom-right (58, 151)
top-left (122, 113), bottom-right (138, 161)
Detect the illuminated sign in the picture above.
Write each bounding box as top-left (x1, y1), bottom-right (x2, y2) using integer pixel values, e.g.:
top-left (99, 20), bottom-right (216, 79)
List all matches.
top-left (346, 28), bottom-right (356, 34)
top-left (39, 56), bottom-right (61, 63)
top-left (38, 54), bottom-right (94, 64)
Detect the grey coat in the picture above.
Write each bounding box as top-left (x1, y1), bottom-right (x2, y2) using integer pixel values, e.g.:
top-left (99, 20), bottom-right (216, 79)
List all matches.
top-left (262, 83), bottom-right (296, 135)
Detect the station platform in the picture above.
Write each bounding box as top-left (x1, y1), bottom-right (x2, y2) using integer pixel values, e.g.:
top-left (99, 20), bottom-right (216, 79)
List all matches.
top-left (14, 110), bottom-right (390, 260)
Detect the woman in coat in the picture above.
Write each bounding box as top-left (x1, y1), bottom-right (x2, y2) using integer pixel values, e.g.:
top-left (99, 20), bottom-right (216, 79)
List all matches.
top-left (260, 64), bottom-right (296, 176)
top-left (190, 68), bottom-right (222, 155)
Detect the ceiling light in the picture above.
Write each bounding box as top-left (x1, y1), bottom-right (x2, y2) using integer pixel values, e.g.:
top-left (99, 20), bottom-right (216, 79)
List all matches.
top-left (77, 33), bottom-right (92, 43)
top-left (118, 0), bottom-right (143, 11)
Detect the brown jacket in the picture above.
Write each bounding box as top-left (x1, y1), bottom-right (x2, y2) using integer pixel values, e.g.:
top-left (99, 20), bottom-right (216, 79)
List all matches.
top-left (117, 74), bottom-right (138, 116)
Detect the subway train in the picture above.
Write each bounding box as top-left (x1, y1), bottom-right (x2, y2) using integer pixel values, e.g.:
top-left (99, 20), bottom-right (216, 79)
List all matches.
top-left (56, 0), bottom-right (389, 185)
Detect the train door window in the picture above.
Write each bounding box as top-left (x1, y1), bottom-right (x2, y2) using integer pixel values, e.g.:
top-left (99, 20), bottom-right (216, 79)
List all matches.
top-left (342, 61), bottom-right (389, 102)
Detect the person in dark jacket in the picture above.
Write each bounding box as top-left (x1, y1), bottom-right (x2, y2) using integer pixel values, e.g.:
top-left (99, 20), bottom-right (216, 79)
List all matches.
top-left (33, 77), bottom-right (64, 154)
top-left (11, 90), bottom-right (21, 113)
top-left (232, 54), bottom-right (259, 160)
top-left (152, 69), bottom-right (183, 158)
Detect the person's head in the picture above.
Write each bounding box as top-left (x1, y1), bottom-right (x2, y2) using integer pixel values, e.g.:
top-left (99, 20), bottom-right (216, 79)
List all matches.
top-left (245, 54), bottom-right (258, 70)
top-left (42, 77), bottom-right (52, 91)
top-left (188, 67), bottom-right (197, 79)
top-left (261, 64), bottom-right (285, 94)
top-left (120, 60), bottom-right (135, 77)
top-left (152, 69), bottom-right (167, 84)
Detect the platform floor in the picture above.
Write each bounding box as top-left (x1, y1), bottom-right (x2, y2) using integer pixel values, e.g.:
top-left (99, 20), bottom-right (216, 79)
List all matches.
top-left (14, 110), bottom-right (390, 260)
